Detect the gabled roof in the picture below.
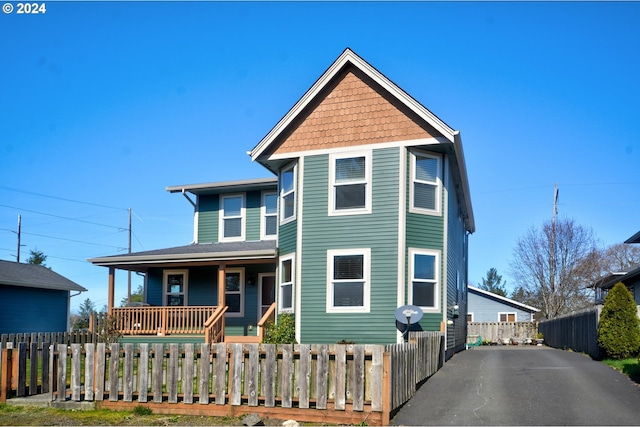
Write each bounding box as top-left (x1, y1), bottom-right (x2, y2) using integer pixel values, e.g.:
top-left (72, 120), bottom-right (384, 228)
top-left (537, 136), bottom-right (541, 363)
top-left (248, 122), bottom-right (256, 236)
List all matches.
top-left (248, 48), bottom-right (475, 233)
top-left (250, 48), bottom-right (457, 161)
top-left (88, 241), bottom-right (277, 271)
top-left (0, 259), bottom-right (86, 292)
top-left (166, 177), bottom-right (277, 196)
top-left (468, 285), bottom-right (540, 313)
top-left (625, 230), bottom-right (640, 244)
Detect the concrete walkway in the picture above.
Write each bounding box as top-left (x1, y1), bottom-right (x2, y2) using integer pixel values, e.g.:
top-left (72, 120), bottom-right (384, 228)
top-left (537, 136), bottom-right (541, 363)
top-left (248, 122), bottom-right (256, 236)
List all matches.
top-left (391, 346), bottom-right (640, 426)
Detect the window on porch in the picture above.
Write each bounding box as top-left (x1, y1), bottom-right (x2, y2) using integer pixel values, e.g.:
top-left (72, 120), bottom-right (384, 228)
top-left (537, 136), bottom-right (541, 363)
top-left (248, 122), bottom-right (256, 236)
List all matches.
top-left (225, 269), bottom-right (244, 317)
top-left (164, 270), bottom-right (188, 306)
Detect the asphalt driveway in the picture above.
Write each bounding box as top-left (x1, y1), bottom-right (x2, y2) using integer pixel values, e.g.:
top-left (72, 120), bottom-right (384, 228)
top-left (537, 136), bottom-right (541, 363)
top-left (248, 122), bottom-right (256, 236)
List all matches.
top-left (391, 346), bottom-right (640, 426)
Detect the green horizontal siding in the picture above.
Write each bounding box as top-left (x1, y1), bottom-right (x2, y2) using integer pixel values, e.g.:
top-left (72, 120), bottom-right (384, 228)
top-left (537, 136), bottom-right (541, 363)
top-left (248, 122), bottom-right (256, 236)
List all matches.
top-left (405, 148), bottom-right (446, 333)
top-left (299, 149), bottom-right (401, 344)
top-left (197, 195), bottom-right (219, 243)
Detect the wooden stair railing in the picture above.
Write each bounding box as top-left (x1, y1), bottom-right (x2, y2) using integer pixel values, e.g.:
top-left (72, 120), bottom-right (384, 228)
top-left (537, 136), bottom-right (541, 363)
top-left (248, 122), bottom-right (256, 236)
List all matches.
top-left (204, 306), bottom-right (228, 344)
top-left (257, 302), bottom-right (277, 342)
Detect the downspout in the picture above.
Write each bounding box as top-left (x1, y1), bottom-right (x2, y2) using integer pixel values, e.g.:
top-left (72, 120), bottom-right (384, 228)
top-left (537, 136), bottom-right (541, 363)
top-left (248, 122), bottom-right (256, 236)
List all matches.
top-left (181, 189), bottom-right (198, 244)
top-left (68, 290), bottom-right (84, 332)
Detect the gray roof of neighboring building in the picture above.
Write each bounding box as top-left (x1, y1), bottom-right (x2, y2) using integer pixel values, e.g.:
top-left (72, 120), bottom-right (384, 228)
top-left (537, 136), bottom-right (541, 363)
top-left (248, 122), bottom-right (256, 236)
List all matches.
top-left (595, 264), bottom-right (640, 290)
top-left (0, 259), bottom-right (86, 292)
top-left (88, 241), bottom-right (277, 269)
top-left (625, 230), bottom-right (640, 244)
top-left (468, 285), bottom-right (540, 313)
top-left (166, 177), bottom-right (277, 196)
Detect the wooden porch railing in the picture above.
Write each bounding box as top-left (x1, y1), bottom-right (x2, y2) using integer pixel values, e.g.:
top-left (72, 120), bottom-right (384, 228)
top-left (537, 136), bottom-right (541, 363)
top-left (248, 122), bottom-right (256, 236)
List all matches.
top-left (204, 306), bottom-right (228, 345)
top-left (257, 302), bottom-right (276, 341)
top-left (112, 306), bottom-right (219, 336)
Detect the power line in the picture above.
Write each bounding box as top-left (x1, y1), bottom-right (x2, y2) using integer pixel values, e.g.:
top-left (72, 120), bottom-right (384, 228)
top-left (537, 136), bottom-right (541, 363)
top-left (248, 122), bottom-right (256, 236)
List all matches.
top-left (0, 204), bottom-right (125, 230)
top-left (0, 186), bottom-right (127, 211)
top-left (19, 230), bottom-right (126, 250)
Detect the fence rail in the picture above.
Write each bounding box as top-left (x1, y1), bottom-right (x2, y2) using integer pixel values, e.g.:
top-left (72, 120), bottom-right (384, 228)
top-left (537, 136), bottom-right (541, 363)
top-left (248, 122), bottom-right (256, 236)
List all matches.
top-left (1, 332), bottom-right (445, 425)
top-left (112, 306), bottom-right (219, 336)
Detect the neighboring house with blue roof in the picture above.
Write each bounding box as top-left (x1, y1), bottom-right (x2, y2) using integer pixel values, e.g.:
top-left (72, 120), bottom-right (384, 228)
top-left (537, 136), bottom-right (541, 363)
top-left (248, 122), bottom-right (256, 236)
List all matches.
top-left (467, 285), bottom-right (539, 322)
top-left (89, 49), bottom-right (475, 355)
top-left (0, 259), bottom-right (86, 334)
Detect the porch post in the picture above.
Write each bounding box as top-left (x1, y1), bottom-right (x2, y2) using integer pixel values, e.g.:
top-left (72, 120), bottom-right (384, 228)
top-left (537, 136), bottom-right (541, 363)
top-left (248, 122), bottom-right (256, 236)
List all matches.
top-left (218, 264), bottom-right (226, 307)
top-left (107, 267), bottom-right (115, 315)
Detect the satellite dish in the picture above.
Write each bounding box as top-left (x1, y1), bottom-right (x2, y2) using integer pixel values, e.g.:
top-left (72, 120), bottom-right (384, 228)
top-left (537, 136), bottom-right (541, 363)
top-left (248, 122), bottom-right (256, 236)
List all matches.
top-left (394, 305), bottom-right (423, 325)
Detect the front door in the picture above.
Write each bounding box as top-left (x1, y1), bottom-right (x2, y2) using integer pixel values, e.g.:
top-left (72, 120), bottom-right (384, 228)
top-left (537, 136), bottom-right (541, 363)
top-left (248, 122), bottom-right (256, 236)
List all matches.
top-left (259, 273), bottom-right (276, 318)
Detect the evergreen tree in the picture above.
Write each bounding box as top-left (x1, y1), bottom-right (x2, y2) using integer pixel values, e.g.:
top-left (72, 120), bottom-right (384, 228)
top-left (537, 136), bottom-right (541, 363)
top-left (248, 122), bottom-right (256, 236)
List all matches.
top-left (479, 268), bottom-right (507, 297)
top-left (597, 282), bottom-right (640, 359)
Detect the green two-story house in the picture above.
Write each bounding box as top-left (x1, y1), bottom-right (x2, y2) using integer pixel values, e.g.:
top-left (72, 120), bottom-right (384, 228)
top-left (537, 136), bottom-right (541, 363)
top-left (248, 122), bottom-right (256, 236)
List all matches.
top-left (89, 49), bottom-right (474, 354)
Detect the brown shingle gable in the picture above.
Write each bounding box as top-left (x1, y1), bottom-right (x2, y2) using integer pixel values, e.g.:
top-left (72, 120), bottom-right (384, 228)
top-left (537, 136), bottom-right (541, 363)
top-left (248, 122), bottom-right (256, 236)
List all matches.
top-left (271, 69), bottom-right (434, 155)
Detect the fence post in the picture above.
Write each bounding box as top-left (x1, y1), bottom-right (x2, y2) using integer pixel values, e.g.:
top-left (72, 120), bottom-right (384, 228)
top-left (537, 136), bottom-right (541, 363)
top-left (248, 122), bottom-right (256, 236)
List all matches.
top-left (382, 351), bottom-right (391, 426)
top-left (0, 348), bottom-right (12, 403)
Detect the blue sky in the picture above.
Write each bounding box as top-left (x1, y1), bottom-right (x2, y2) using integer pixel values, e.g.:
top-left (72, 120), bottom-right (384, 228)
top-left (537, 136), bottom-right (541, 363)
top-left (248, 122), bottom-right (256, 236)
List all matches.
top-left (1, 1), bottom-right (639, 312)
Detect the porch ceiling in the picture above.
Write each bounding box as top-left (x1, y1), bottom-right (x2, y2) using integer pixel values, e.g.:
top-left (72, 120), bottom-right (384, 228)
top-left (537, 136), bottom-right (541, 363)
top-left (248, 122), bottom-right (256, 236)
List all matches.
top-left (87, 241), bottom-right (277, 272)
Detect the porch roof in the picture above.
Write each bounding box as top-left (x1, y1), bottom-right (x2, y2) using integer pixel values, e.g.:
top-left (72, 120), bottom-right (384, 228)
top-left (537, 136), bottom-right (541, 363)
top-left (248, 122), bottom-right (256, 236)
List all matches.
top-left (88, 240), bottom-right (277, 271)
top-left (594, 264), bottom-right (640, 290)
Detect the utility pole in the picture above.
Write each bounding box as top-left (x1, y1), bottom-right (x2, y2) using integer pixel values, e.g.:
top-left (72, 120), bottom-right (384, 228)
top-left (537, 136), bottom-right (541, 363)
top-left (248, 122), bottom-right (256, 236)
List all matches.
top-left (127, 208), bottom-right (132, 305)
top-left (16, 215), bottom-right (21, 263)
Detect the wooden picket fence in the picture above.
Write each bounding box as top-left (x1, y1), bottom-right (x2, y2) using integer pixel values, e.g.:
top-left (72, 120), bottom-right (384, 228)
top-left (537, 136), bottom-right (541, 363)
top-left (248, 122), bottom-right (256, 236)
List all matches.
top-left (1, 331), bottom-right (444, 425)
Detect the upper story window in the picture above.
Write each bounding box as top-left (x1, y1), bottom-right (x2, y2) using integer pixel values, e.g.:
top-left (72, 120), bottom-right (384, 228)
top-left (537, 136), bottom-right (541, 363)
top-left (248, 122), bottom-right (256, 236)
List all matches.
top-left (330, 151), bottom-right (371, 215)
top-left (220, 194), bottom-right (245, 241)
top-left (280, 164), bottom-right (296, 223)
top-left (164, 270), bottom-right (188, 306)
top-left (279, 255), bottom-right (294, 313)
top-left (409, 248), bottom-right (440, 312)
top-left (410, 151), bottom-right (441, 215)
top-left (262, 192), bottom-right (278, 240)
top-left (327, 248), bottom-right (370, 313)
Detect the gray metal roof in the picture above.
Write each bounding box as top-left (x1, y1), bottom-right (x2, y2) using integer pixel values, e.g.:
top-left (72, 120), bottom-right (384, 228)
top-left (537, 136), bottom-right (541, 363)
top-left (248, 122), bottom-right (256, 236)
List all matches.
top-left (625, 230), bottom-right (640, 244)
top-left (88, 240), bottom-right (277, 270)
top-left (0, 259), bottom-right (86, 292)
top-left (166, 177), bottom-right (277, 196)
top-left (468, 285), bottom-right (540, 313)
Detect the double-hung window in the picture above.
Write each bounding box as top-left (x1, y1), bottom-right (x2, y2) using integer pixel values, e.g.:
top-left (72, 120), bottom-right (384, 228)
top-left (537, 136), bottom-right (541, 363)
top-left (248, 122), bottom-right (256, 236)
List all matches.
top-left (262, 192), bottom-right (278, 239)
top-left (280, 164), bottom-right (296, 223)
top-left (330, 152), bottom-right (371, 215)
top-left (410, 249), bottom-right (439, 311)
top-left (164, 270), bottom-right (188, 306)
top-left (225, 269), bottom-right (244, 317)
top-left (327, 249), bottom-right (370, 313)
top-left (411, 152), bottom-right (441, 214)
top-left (220, 194), bottom-right (245, 241)
top-left (499, 313), bottom-right (516, 322)
top-left (279, 255), bottom-right (294, 312)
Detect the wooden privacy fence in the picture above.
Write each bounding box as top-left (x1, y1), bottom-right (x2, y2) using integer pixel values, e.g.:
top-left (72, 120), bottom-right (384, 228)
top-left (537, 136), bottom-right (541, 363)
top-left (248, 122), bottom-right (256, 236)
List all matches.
top-left (0, 332), bottom-right (444, 426)
top-left (467, 322), bottom-right (538, 343)
top-left (538, 306), bottom-right (604, 359)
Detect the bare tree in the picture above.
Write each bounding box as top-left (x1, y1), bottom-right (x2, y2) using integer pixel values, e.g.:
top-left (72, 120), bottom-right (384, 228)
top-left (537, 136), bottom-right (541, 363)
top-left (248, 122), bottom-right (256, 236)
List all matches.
top-left (510, 218), bottom-right (601, 319)
top-left (601, 243), bottom-right (640, 272)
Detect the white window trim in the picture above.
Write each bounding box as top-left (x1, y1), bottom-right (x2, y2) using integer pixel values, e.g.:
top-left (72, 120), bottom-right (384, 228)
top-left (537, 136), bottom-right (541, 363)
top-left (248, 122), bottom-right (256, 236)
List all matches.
top-left (408, 248), bottom-right (440, 313)
top-left (409, 150), bottom-right (442, 216)
top-left (326, 248), bottom-right (371, 313)
top-left (261, 191), bottom-right (278, 240)
top-left (328, 150), bottom-right (372, 216)
top-left (225, 268), bottom-right (245, 318)
top-left (219, 193), bottom-right (246, 242)
top-left (280, 163), bottom-right (297, 224)
top-left (467, 312), bottom-right (474, 322)
top-left (279, 254), bottom-right (295, 313)
top-left (498, 312), bottom-right (517, 322)
top-left (163, 269), bottom-right (188, 306)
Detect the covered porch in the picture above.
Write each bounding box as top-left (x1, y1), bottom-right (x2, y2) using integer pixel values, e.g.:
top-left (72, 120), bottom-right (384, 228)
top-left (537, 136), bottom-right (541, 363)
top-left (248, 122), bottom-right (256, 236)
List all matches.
top-left (88, 241), bottom-right (278, 343)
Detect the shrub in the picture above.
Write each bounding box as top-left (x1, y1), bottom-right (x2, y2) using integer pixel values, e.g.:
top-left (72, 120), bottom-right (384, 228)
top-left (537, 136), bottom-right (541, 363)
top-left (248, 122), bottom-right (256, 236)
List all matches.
top-left (263, 313), bottom-right (297, 344)
top-left (598, 282), bottom-right (640, 359)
